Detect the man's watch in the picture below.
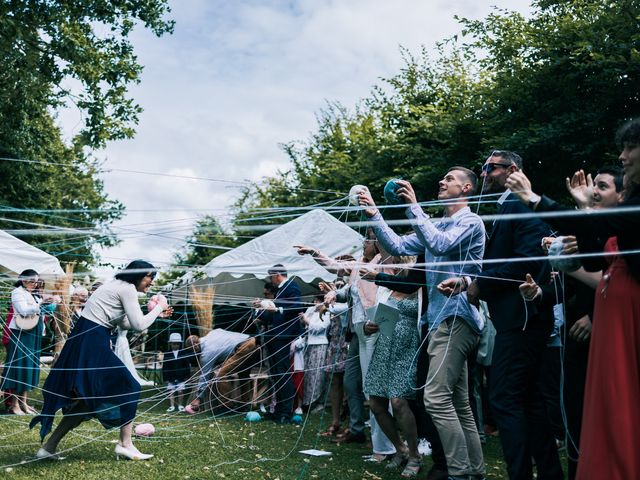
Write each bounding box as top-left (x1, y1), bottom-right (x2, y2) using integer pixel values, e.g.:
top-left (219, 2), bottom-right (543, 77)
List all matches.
top-left (527, 193), bottom-right (541, 210)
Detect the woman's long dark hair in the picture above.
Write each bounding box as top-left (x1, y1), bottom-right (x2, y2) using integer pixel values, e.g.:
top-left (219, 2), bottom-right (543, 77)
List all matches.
top-left (114, 260), bottom-right (156, 286)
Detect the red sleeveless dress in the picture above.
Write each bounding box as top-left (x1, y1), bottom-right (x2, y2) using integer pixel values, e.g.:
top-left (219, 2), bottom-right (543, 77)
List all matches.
top-left (577, 237), bottom-right (640, 480)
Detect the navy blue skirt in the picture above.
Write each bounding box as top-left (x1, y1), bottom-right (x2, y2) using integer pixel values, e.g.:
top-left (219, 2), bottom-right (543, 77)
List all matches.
top-left (30, 317), bottom-right (140, 440)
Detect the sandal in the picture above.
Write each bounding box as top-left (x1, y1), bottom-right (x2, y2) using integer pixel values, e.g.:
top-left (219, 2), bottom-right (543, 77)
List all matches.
top-left (363, 453), bottom-right (390, 463)
top-left (23, 405), bottom-right (38, 415)
top-left (401, 457), bottom-right (422, 478)
top-left (320, 423), bottom-right (341, 437)
top-left (386, 451), bottom-right (409, 469)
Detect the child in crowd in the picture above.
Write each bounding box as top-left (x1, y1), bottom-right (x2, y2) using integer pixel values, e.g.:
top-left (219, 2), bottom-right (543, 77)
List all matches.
top-left (162, 333), bottom-right (191, 412)
top-left (291, 335), bottom-right (306, 415)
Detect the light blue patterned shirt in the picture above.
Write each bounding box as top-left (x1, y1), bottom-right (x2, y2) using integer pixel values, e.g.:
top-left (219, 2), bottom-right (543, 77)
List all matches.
top-left (370, 205), bottom-right (485, 333)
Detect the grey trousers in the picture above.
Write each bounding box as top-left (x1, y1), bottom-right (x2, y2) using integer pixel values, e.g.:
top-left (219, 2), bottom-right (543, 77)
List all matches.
top-left (424, 317), bottom-right (485, 477)
top-left (343, 333), bottom-right (365, 435)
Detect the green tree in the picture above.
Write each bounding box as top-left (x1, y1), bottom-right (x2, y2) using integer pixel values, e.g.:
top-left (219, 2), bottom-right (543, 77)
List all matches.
top-left (234, 0), bottom-right (640, 220)
top-left (0, 0), bottom-right (174, 268)
top-left (0, 0), bottom-right (174, 148)
top-left (157, 216), bottom-right (245, 287)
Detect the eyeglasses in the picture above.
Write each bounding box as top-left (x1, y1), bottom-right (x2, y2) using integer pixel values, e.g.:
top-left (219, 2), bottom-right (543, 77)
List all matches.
top-left (482, 162), bottom-right (512, 174)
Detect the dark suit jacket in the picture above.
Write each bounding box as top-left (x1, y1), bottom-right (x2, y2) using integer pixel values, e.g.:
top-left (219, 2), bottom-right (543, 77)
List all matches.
top-left (266, 278), bottom-right (304, 340)
top-left (476, 193), bottom-right (552, 332)
top-left (162, 348), bottom-right (192, 383)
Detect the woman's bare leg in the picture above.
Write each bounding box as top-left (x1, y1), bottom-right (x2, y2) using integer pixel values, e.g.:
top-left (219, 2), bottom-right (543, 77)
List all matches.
top-left (42, 401), bottom-right (88, 453)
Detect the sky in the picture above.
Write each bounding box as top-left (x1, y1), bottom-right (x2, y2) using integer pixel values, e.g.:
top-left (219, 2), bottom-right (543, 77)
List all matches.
top-left (59, 0), bottom-right (532, 275)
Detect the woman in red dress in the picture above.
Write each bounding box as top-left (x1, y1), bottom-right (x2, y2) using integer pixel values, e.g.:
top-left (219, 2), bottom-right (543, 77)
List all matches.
top-left (506, 118), bottom-right (640, 479)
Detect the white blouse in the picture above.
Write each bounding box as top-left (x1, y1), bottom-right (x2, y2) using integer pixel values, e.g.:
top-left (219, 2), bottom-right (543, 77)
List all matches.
top-left (304, 306), bottom-right (330, 346)
top-left (9, 286), bottom-right (41, 330)
top-left (81, 279), bottom-right (163, 330)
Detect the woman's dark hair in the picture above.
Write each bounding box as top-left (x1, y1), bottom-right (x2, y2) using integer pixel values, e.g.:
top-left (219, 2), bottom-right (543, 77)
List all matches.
top-left (115, 260), bottom-right (156, 286)
top-left (615, 117), bottom-right (640, 149)
top-left (16, 269), bottom-right (38, 287)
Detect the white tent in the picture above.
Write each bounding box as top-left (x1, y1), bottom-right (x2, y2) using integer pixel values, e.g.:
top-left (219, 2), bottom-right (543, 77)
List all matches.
top-left (0, 230), bottom-right (64, 278)
top-left (168, 209), bottom-right (363, 306)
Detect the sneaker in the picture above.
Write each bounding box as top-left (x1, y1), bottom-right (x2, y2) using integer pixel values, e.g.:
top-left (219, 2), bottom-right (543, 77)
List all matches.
top-left (294, 407), bottom-right (303, 415)
top-left (178, 405), bottom-right (185, 412)
top-left (417, 438), bottom-right (432, 456)
top-left (259, 404), bottom-right (267, 413)
top-left (166, 406), bottom-right (176, 413)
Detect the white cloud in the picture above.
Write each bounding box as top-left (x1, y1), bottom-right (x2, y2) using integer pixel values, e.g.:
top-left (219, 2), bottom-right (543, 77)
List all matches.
top-left (56, 0), bottom-right (533, 271)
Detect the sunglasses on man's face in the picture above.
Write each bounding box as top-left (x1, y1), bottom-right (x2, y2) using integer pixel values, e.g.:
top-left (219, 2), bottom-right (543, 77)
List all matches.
top-left (482, 162), bottom-right (512, 174)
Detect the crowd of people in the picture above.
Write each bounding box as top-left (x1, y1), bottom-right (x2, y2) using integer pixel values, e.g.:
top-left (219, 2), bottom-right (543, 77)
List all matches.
top-left (0, 118), bottom-right (638, 480)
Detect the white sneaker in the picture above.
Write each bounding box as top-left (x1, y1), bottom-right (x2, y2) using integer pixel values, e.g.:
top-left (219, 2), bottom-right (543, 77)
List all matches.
top-left (166, 406), bottom-right (176, 413)
top-left (294, 407), bottom-right (303, 415)
top-left (178, 405), bottom-right (185, 412)
top-left (417, 438), bottom-right (432, 456)
top-left (259, 404), bottom-right (267, 413)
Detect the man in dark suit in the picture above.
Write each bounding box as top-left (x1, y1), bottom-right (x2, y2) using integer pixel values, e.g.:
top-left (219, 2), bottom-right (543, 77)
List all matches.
top-left (253, 264), bottom-right (304, 423)
top-left (440, 151), bottom-right (563, 480)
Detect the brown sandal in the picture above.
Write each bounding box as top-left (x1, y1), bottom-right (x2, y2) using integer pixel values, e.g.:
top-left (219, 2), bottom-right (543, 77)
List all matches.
top-left (320, 423), bottom-right (341, 437)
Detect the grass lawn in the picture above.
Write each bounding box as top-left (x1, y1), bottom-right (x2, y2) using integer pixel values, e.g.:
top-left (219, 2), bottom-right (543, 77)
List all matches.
top-left (0, 385), bottom-right (515, 480)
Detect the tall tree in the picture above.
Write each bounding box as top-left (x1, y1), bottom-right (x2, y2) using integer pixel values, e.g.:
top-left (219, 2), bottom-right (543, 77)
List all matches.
top-left (0, 0), bottom-right (174, 268)
top-left (234, 0), bottom-right (640, 221)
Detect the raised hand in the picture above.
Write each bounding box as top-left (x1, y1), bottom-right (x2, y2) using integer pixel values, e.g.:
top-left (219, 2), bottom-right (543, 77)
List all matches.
top-left (505, 171), bottom-right (534, 204)
top-left (323, 290), bottom-right (337, 305)
top-left (294, 244), bottom-right (318, 256)
top-left (565, 169), bottom-right (593, 209)
top-left (394, 180), bottom-right (418, 204)
top-left (318, 282), bottom-right (335, 293)
top-left (357, 188), bottom-right (379, 217)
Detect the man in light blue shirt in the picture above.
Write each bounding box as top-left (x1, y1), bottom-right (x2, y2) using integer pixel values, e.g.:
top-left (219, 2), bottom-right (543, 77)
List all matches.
top-left (359, 166), bottom-right (486, 480)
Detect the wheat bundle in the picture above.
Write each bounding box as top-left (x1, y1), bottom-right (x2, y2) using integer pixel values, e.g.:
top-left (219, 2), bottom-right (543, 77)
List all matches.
top-left (190, 284), bottom-right (215, 335)
top-left (52, 263), bottom-right (74, 355)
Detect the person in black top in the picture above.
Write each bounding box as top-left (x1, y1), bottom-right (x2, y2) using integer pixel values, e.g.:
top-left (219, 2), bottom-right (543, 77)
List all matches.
top-left (162, 333), bottom-right (192, 412)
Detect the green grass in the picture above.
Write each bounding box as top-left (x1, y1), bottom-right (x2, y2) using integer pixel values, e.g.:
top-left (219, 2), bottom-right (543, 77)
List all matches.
top-left (0, 385), bottom-right (513, 480)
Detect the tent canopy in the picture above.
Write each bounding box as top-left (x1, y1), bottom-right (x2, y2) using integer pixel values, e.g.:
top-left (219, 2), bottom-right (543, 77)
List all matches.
top-left (168, 209), bottom-right (363, 305)
top-left (0, 230), bottom-right (64, 278)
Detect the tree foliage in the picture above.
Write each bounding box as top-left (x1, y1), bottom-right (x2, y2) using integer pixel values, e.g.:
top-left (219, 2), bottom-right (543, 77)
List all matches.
top-left (0, 0), bottom-right (174, 148)
top-left (234, 0), bottom-right (640, 221)
top-left (157, 216), bottom-right (244, 287)
top-left (0, 0), bottom-right (174, 269)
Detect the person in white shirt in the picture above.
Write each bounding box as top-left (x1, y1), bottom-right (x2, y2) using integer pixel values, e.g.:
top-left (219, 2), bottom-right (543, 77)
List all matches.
top-left (300, 295), bottom-right (330, 409)
top-left (185, 328), bottom-right (260, 413)
top-left (1, 270), bottom-right (54, 415)
top-left (30, 260), bottom-right (172, 462)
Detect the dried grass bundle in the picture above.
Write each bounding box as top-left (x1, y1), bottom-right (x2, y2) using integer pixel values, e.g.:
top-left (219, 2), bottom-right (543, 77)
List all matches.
top-left (190, 284), bottom-right (215, 335)
top-left (52, 263), bottom-right (74, 355)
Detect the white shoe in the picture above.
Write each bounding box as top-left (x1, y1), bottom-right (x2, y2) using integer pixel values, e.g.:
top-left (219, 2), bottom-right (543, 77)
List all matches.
top-left (294, 407), bottom-right (303, 415)
top-left (166, 406), bottom-right (176, 413)
top-left (259, 404), bottom-right (267, 413)
top-left (417, 438), bottom-right (432, 456)
top-left (178, 405), bottom-right (185, 412)
top-left (36, 448), bottom-right (66, 461)
top-left (115, 443), bottom-right (153, 461)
